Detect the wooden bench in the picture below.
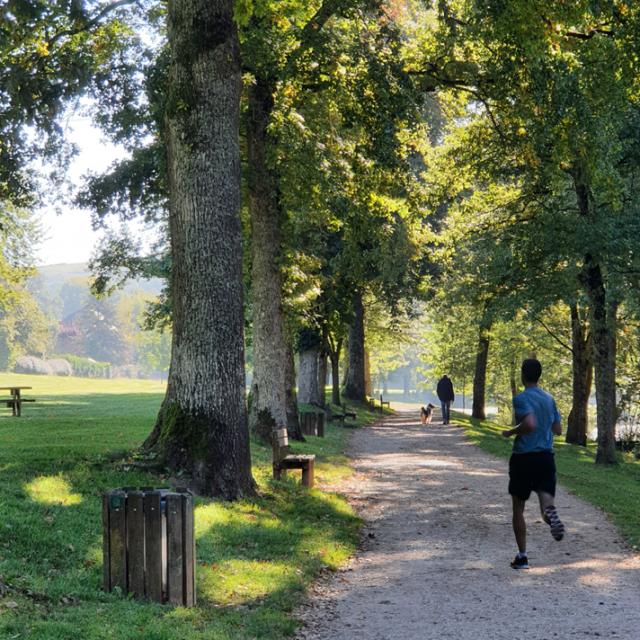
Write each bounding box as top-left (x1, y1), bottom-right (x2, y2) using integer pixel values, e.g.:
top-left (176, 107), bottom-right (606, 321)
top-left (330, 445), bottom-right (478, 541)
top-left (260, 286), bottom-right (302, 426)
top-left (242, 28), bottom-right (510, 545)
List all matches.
top-left (379, 395), bottom-right (390, 412)
top-left (272, 428), bottom-right (316, 488)
top-left (329, 404), bottom-right (357, 425)
top-left (0, 386), bottom-right (35, 416)
top-left (4, 398), bottom-right (36, 416)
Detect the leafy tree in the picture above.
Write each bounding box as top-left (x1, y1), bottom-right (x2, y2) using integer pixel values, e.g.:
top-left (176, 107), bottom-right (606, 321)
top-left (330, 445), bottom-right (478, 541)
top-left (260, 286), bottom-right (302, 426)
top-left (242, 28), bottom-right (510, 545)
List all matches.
top-left (142, 0), bottom-right (255, 499)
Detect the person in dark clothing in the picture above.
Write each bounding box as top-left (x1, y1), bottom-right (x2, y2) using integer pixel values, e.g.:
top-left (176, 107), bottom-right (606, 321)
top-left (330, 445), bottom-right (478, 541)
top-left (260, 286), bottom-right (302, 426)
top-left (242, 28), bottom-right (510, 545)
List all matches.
top-left (436, 375), bottom-right (455, 424)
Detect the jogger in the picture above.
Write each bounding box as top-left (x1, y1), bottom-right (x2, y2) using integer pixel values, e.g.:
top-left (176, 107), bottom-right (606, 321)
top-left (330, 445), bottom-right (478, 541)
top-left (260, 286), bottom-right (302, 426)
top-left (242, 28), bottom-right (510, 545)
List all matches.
top-left (502, 358), bottom-right (565, 569)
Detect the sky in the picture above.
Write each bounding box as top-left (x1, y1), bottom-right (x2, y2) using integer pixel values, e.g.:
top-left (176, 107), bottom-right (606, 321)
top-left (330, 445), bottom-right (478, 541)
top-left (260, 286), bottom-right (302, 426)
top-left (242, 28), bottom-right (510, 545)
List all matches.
top-left (35, 116), bottom-right (130, 266)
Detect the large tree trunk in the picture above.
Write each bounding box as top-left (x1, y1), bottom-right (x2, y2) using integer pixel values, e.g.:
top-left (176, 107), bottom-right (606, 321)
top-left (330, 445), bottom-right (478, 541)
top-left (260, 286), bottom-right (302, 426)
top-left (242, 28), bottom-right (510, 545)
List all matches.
top-left (284, 338), bottom-right (304, 441)
top-left (583, 258), bottom-right (618, 463)
top-left (247, 73), bottom-right (289, 443)
top-left (472, 318), bottom-right (491, 420)
top-left (298, 347), bottom-right (320, 404)
top-left (144, 0), bottom-right (254, 499)
top-left (566, 304), bottom-right (592, 447)
top-left (344, 291), bottom-right (366, 403)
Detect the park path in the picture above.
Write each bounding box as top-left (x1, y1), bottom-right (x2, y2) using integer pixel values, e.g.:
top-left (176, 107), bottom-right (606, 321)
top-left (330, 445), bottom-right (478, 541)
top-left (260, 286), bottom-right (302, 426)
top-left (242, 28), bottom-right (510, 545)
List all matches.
top-left (296, 411), bottom-right (640, 640)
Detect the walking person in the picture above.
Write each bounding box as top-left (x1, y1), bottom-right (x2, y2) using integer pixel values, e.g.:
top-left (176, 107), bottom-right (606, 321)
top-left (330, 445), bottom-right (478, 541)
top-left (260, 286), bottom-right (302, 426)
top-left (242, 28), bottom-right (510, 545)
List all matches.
top-left (502, 358), bottom-right (565, 569)
top-left (436, 375), bottom-right (455, 425)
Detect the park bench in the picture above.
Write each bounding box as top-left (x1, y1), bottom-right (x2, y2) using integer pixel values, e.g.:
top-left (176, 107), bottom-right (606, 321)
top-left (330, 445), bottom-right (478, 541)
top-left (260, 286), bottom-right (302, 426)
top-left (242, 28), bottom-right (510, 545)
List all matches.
top-left (329, 403), bottom-right (357, 425)
top-left (272, 428), bottom-right (315, 487)
top-left (379, 395), bottom-right (390, 411)
top-left (0, 386), bottom-right (35, 416)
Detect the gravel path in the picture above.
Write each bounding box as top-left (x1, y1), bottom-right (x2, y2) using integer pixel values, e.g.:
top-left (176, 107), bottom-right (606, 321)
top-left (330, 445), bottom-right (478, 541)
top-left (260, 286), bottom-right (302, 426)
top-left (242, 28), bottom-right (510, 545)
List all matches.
top-left (296, 411), bottom-right (640, 640)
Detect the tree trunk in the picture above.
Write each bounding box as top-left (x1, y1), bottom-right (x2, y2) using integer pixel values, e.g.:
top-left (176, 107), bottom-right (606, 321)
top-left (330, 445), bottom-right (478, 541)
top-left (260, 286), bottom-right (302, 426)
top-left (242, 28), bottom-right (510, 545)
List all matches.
top-left (344, 291), bottom-right (366, 403)
top-left (318, 352), bottom-right (328, 407)
top-left (298, 347), bottom-right (320, 405)
top-left (144, 0), bottom-right (254, 499)
top-left (329, 339), bottom-right (342, 405)
top-left (284, 338), bottom-right (303, 441)
top-left (510, 358), bottom-right (518, 426)
top-left (566, 304), bottom-right (592, 447)
top-left (472, 318), bottom-right (491, 420)
top-left (247, 73), bottom-right (289, 443)
top-left (583, 258), bottom-right (618, 463)
top-left (573, 174), bottom-right (617, 463)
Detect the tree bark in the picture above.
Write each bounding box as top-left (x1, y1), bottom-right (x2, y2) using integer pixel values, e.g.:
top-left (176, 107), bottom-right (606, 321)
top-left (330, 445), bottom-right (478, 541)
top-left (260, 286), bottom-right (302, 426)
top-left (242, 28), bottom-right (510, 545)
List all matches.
top-left (344, 290), bottom-right (366, 403)
top-left (509, 358), bottom-right (518, 426)
top-left (247, 73), bottom-right (289, 443)
top-left (472, 318), bottom-right (491, 420)
top-left (298, 347), bottom-right (320, 405)
top-left (329, 338), bottom-right (342, 406)
top-left (566, 304), bottom-right (592, 447)
top-left (317, 351), bottom-right (328, 407)
top-left (144, 0), bottom-right (254, 499)
top-left (583, 258), bottom-right (618, 463)
top-left (284, 337), bottom-right (304, 441)
top-left (573, 174), bottom-right (617, 463)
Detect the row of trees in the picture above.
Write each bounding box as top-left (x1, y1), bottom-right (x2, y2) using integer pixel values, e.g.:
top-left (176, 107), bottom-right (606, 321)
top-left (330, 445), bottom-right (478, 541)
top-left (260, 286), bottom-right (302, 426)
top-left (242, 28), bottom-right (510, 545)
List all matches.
top-left (416, 1), bottom-right (640, 464)
top-left (6, 1), bottom-right (640, 497)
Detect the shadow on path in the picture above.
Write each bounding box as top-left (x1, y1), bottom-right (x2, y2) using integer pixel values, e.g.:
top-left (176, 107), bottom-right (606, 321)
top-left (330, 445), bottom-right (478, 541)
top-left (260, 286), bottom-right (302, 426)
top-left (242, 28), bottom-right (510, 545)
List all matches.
top-left (296, 411), bottom-right (640, 640)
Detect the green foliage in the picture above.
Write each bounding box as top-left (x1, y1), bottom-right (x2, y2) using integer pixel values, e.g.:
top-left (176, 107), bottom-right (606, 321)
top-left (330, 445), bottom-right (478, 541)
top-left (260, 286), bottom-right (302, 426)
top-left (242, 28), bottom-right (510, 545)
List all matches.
top-left (56, 354), bottom-right (111, 378)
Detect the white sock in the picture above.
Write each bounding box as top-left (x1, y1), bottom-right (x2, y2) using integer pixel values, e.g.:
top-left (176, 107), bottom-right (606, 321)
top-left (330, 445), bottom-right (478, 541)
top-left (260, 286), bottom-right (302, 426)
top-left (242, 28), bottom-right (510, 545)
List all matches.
top-left (517, 551), bottom-right (527, 558)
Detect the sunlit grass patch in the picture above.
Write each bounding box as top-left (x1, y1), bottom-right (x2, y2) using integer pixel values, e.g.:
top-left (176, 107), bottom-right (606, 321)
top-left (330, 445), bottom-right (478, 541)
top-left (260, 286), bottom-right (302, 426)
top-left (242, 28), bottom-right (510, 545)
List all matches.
top-left (0, 376), bottom-right (382, 639)
top-left (24, 475), bottom-right (83, 506)
top-left (199, 559), bottom-right (297, 605)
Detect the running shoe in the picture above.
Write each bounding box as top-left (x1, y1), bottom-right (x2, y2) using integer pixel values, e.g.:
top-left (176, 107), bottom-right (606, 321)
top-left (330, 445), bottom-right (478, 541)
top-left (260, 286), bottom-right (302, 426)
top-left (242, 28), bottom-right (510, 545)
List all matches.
top-left (544, 505), bottom-right (565, 541)
top-left (510, 554), bottom-right (529, 570)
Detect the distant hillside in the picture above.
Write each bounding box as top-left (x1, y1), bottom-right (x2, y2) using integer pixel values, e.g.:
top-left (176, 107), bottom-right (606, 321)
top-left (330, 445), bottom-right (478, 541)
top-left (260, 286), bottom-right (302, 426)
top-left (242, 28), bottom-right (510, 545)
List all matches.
top-left (28, 263), bottom-right (165, 321)
top-left (33, 263), bottom-right (164, 296)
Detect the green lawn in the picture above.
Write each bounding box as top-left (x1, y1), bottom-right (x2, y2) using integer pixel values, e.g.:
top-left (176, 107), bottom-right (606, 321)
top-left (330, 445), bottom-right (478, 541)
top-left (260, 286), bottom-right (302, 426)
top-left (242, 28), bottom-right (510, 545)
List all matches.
top-left (456, 411), bottom-right (640, 549)
top-left (0, 374), bottom-right (382, 639)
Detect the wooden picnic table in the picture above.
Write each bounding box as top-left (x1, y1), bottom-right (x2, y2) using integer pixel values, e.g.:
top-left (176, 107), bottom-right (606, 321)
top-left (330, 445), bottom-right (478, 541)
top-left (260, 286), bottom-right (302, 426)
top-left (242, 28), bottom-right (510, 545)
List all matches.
top-left (0, 386), bottom-right (34, 416)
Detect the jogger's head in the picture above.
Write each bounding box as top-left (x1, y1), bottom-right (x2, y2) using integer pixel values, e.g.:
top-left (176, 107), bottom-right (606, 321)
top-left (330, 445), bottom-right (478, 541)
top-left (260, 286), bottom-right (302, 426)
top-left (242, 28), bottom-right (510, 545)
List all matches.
top-left (521, 359), bottom-right (542, 385)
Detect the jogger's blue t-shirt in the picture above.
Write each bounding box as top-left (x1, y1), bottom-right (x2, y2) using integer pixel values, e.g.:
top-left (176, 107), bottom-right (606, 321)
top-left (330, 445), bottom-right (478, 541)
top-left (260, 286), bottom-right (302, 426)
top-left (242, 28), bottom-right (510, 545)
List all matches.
top-left (512, 386), bottom-right (561, 454)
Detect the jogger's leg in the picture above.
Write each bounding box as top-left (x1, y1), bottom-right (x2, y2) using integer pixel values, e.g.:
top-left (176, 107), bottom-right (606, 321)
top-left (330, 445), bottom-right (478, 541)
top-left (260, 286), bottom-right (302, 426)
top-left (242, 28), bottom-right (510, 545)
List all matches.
top-left (537, 491), bottom-right (564, 541)
top-left (511, 495), bottom-right (527, 553)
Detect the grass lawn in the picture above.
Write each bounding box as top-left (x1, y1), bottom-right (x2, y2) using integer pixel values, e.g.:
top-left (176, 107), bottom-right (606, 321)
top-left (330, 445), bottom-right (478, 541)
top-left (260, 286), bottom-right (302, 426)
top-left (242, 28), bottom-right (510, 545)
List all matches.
top-left (0, 374), bottom-right (383, 639)
top-left (456, 411), bottom-right (640, 549)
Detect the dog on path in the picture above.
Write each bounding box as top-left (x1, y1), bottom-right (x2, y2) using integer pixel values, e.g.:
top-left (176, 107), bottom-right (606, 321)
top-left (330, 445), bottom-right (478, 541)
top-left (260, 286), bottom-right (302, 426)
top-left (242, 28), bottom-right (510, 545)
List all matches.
top-left (420, 403), bottom-right (435, 425)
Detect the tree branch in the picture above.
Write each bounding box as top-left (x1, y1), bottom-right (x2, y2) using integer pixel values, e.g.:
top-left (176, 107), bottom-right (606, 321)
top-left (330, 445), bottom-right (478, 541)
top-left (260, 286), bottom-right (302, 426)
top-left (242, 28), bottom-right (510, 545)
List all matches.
top-left (531, 314), bottom-right (573, 354)
top-left (47, 0), bottom-right (140, 48)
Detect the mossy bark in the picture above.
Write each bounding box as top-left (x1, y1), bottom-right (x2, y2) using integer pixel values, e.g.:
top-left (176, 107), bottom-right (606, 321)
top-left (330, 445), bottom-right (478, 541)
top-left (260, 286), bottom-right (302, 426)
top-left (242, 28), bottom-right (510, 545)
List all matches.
top-left (144, 0), bottom-right (255, 499)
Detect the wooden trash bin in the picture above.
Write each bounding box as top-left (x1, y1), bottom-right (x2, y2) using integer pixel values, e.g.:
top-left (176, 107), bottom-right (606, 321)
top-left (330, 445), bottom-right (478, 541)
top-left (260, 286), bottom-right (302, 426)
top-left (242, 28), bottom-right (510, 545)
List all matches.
top-left (102, 488), bottom-right (196, 606)
top-left (300, 412), bottom-right (325, 437)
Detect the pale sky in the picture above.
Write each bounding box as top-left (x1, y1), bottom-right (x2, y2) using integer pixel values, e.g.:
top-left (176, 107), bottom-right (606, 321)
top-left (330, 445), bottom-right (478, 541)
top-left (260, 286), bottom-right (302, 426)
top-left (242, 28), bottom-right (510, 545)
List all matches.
top-left (35, 116), bottom-right (133, 266)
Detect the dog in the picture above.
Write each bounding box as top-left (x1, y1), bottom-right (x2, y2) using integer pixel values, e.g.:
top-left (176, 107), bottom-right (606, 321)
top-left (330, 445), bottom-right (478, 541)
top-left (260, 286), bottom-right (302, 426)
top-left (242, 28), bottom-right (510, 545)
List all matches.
top-left (420, 403), bottom-right (435, 425)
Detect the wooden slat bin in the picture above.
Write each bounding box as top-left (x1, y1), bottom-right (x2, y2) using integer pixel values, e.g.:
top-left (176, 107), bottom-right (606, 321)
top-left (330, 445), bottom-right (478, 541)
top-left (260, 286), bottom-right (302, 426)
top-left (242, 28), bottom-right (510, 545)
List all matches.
top-left (102, 488), bottom-right (195, 606)
top-left (300, 412), bottom-right (325, 437)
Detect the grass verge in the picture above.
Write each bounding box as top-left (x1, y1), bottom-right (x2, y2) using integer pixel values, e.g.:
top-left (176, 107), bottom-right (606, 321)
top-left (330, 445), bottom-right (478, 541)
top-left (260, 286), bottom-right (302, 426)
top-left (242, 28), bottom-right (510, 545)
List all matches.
top-left (0, 374), bottom-right (384, 639)
top-left (455, 411), bottom-right (640, 550)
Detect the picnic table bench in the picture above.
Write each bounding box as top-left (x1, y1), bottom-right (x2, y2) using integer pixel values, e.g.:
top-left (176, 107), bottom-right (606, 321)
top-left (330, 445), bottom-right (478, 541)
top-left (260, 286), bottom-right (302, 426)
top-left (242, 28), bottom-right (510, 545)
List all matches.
top-left (0, 386), bottom-right (35, 416)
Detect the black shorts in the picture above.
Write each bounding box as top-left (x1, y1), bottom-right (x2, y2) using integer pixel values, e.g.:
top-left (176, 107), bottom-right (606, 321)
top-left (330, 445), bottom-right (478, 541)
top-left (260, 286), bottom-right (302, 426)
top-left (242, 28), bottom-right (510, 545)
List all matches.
top-left (508, 451), bottom-right (556, 501)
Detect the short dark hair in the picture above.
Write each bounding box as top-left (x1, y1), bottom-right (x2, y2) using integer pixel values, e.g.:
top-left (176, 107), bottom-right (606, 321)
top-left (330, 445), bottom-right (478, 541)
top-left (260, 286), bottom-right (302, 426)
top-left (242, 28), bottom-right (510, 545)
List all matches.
top-left (521, 358), bottom-right (542, 383)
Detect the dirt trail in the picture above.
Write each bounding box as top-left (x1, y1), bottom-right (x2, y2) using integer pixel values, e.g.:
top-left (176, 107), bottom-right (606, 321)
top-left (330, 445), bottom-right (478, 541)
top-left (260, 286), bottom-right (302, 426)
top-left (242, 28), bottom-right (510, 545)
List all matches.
top-left (296, 412), bottom-right (640, 640)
